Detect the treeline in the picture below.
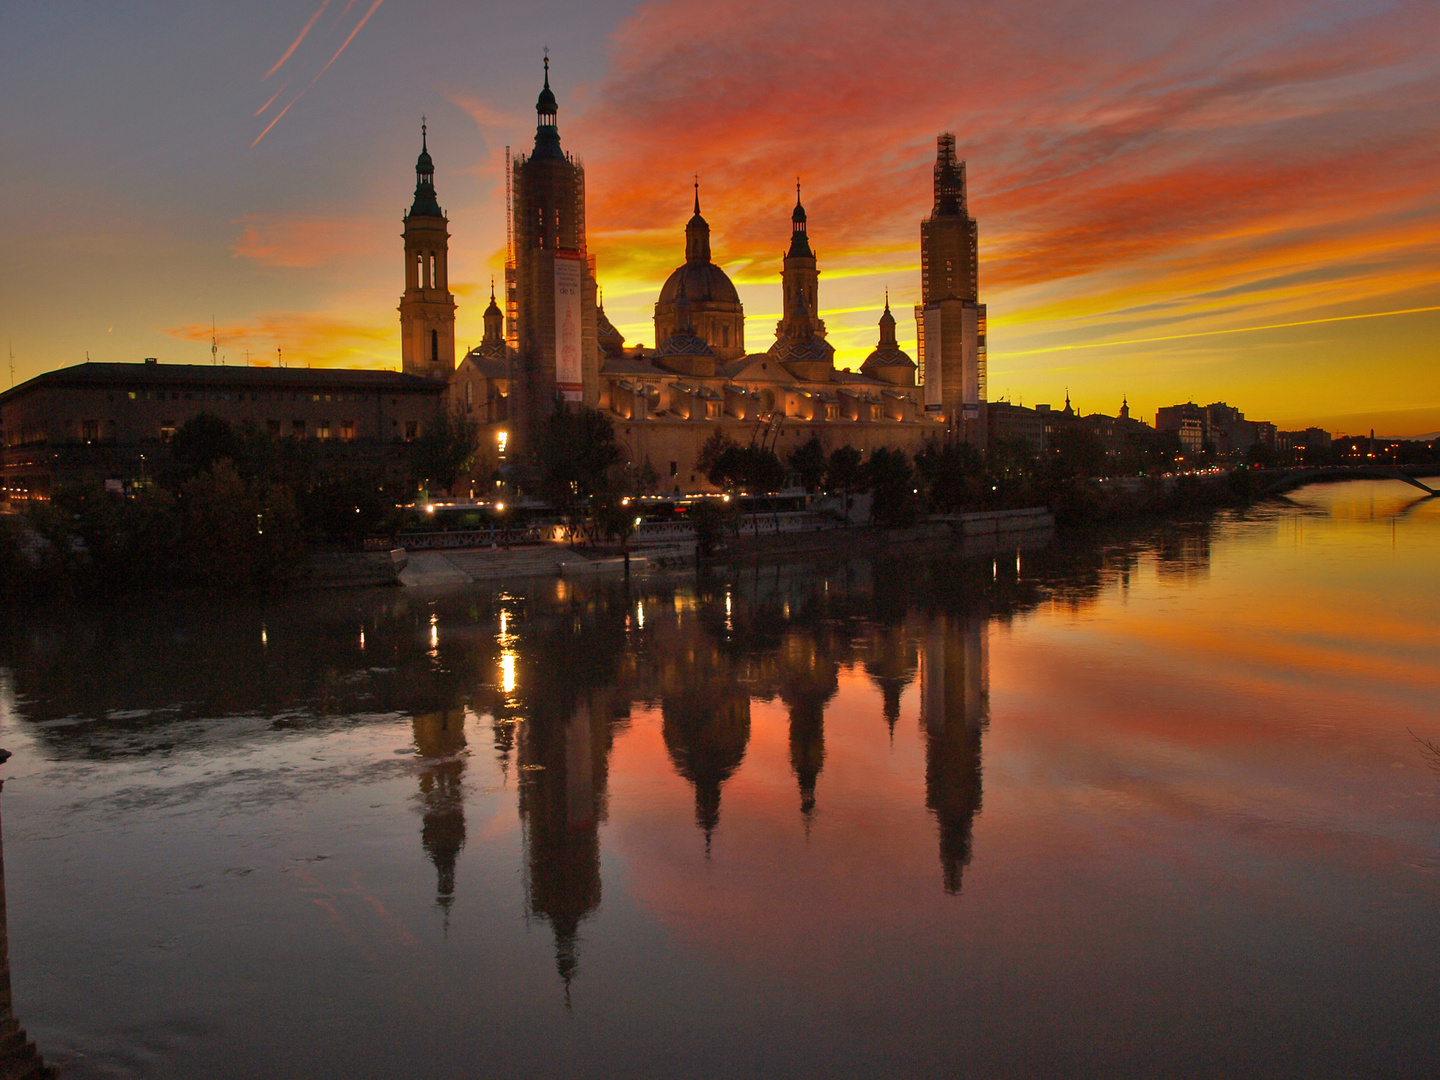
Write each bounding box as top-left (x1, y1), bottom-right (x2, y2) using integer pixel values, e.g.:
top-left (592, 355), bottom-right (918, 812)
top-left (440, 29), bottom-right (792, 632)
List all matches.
top-left (689, 425), bottom-right (1245, 528)
top-left (1, 410), bottom-right (483, 601)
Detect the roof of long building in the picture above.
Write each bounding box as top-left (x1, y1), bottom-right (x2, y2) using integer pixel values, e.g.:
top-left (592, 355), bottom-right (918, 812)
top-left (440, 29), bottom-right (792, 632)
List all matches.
top-left (1, 362), bottom-right (445, 404)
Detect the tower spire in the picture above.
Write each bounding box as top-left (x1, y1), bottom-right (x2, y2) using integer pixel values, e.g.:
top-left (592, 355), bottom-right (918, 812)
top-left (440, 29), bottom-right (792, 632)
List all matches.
top-left (694, 174), bottom-right (700, 216)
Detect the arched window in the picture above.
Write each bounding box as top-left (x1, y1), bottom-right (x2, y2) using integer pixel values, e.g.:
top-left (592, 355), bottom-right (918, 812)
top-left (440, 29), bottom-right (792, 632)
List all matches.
top-left (430, 329), bottom-right (439, 363)
top-left (428, 254), bottom-right (436, 288)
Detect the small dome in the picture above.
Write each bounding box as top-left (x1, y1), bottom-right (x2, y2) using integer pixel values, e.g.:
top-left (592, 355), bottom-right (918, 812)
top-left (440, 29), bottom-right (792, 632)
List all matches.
top-left (658, 262), bottom-right (740, 307)
top-left (537, 84), bottom-right (557, 117)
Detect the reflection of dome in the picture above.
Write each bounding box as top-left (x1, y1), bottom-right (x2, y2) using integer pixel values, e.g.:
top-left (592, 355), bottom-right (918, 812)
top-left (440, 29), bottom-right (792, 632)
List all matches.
top-left (658, 261), bottom-right (740, 307)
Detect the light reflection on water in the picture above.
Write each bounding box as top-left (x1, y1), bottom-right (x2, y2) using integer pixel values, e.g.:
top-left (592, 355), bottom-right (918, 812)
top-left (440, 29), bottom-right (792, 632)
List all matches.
top-left (0, 480), bottom-right (1435, 1078)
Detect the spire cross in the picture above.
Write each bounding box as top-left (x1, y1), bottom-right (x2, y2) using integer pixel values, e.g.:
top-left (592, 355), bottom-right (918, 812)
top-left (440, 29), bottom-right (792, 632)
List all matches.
top-left (693, 173), bottom-right (700, 214)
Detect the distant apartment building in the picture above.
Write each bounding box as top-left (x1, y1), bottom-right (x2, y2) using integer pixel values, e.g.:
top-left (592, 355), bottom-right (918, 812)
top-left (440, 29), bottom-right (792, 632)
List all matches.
top-left (1156, 401), bottom-right (1276, 458)
top-left (1276, 427), bottom-right (1332, 454)
top-left (987, 401), bottom-right (1046, 452)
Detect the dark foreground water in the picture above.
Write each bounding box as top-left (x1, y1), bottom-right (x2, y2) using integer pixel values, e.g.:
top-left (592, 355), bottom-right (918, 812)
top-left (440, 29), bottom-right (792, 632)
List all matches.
top-left (0, 480), bottom-right (1437, 1079)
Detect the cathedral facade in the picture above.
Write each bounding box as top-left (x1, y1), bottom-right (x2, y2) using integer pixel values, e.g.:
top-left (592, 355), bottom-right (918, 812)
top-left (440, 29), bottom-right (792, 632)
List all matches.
top-left (435, 64), bottom-right (989, 493)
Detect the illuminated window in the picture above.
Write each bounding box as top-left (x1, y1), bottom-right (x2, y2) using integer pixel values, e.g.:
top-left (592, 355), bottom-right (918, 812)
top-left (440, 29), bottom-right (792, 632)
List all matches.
top-left (340, 420), bottom-right (356, 442)
top-left (317, 420), bottom-right (331, 441)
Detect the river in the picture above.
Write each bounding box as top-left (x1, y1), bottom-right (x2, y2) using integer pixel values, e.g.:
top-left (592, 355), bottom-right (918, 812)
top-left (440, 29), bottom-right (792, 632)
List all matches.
top-left (0, 479), bottom-right (1436, 1078)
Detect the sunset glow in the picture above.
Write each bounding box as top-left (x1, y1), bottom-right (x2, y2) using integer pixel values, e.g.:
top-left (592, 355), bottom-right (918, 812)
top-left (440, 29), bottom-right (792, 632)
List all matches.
top-left (1, 0), bottom-right (1436, 432)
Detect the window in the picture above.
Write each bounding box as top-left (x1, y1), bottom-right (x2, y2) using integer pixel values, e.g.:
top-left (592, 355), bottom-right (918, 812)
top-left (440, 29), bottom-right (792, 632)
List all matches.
top-left (127, 391), bottom-right (136, 400)
top-left (670, 460), bottom-right (678, 477)
top-left (317, 420), bottom-right (331, 441)
top-left (159, 423), bottom-right (176, 442)
top-left (464, 381), bottom-right (473, 412)
top-left (340, 420), bottom-right (356, 442)
top-left (430, 329), bottom-right (439, 363)
top-left (293, 420), bottom-right (306, 438)
top-left (405, 420), bottom-right (418, 441)
top-left (82, 420), bottom-right (99, 442)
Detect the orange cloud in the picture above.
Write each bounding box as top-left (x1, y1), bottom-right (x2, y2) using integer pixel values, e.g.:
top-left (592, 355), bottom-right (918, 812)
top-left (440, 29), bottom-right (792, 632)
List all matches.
top-left (231, 214), bottom-right (390, 269)
top-left (167, 311), bottom-right (396, 369)
top-left (560, 0), bottom-right (1440, 426)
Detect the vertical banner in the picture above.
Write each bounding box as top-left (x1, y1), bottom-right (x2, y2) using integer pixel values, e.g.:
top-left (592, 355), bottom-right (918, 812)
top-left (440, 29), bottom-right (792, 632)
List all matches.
top-left (922, 304), bottom-right (943, 413)
top-left (553, 251), bottom-right (584, 403)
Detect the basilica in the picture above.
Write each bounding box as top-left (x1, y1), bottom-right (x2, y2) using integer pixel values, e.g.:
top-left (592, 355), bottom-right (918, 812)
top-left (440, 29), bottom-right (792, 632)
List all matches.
top-left (429, 61), bottom-right (989, 491)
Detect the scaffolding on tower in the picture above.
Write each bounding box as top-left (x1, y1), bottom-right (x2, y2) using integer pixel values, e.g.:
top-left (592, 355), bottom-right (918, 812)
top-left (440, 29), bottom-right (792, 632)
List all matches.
top-left (504, 145), bottom-right (518, 351)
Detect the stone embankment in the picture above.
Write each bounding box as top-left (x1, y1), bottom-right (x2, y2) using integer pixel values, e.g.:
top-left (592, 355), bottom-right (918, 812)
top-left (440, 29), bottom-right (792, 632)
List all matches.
top-left (311, 506), bottom-right (1057, 588)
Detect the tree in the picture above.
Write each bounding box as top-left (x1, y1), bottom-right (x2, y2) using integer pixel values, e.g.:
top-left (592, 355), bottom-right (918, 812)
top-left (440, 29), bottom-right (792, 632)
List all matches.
top-left (826, 444), bottom-right (865, 524)
top-left (788, 435), bottom-right (827, 493)
top-left (171, 413), bottom-right (239, 474)
top-left (410, 407), bottom-right (482, 494)
top-left (635, 457), bottom-right (661, 496)
top-left (915, 440), bottom-right (985, 513)
top-left (536, 399), bottom-right (624, 515)
top-left (697, 429), bottom-right (739, 481)
top-left (1047, 425), bottom-right (1108, 480)
top-left (867, 446), bottom-right (917, 526)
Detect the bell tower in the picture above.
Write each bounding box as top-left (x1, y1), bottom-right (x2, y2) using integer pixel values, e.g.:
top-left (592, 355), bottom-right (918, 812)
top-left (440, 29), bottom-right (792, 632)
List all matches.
top-left (777, 180), bottom-right (825, 340)
top-left (399, 122), bottom-right (457, 380)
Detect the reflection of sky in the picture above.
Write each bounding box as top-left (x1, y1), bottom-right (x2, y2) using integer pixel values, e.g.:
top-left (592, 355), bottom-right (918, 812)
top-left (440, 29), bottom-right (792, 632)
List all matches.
top-left (0, 481), bottom-right (1435, 1076)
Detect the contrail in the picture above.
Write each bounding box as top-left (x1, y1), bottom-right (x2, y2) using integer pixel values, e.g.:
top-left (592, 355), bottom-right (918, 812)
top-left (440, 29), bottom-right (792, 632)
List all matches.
top-left (992, 304), bottom-right (1440, 359)
top-left (253, 94), bottom-right (302, 146)
top-left (264, 0), bottom-right (330, 80)
top-left (315, 0), bottom-right (385, 81)
top-left (252, 0), bottom-right (386, 147)
top-left (254, 81), bottom-right (288, 117)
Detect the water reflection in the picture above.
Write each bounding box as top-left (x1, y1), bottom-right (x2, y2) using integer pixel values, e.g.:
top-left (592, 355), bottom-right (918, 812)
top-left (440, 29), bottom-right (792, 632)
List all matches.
top-left (0, 768), bottom-right (51, 1079)
top-left (1, 483), bottom-right (1439, 1076)
top-left (413, 710), bottom-right (467, 918)
top-left (922, 616), bottom-right (988, 894)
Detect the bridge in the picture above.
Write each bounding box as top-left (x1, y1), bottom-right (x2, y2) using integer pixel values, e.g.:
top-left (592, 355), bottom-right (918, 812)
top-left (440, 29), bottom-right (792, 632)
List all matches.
top-left (1262, 466), bottom-right (1439, 497)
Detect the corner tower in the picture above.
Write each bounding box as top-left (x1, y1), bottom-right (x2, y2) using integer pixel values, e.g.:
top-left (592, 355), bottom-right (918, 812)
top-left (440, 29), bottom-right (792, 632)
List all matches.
top-left (916, 134), bottom-right (986, 446)
top-left (511, 57), bottom-right (599, 444)
top-left (399, 123), bottom-right (457, 380)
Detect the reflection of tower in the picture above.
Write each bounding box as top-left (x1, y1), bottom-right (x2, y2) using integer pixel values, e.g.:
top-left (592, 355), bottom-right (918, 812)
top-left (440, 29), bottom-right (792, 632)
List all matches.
top-left (519, 697), bottom-right (607, 992)
top-left (776, 634), bottom-right (839, 822)
top-left (662, 677), bottom-right (750, 850)
top-left (864, 622), bottom-right (919, 739)
top-left (0, 756), bottom-right (53, 1079)
top-left (413, 711), bottom-right (467, 916)
top-left (920, 616), bottom-right (989, 894)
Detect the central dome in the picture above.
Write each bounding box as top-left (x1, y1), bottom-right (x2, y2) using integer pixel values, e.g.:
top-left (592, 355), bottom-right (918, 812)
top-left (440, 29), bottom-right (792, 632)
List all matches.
top-left (658, 261), bottom-right (740, 307)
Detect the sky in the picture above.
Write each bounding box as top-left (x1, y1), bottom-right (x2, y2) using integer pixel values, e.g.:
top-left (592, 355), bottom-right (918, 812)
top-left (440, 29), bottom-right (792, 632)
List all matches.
top-left (1, 0), bottom-right (1437, 434)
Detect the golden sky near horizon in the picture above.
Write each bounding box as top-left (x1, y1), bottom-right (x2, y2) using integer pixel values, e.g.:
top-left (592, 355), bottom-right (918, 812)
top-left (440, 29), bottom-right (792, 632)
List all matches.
top-left (1, 0), bottom-right (1437, 434)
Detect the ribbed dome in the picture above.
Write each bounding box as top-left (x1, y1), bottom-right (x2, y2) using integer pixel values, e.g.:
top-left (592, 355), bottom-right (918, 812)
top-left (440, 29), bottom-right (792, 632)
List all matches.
top-left (658, 262), bottom-right (740, 307)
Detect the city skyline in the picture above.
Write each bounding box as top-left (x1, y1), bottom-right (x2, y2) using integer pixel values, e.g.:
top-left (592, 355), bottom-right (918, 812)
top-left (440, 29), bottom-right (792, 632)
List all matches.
top-left (2, 0), bottom-right (1437, 434)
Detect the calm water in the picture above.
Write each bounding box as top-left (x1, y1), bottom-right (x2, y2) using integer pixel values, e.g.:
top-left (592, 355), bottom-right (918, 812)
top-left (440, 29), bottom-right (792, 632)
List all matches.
top-left (1, 480), bottom-right (1437, 1078)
